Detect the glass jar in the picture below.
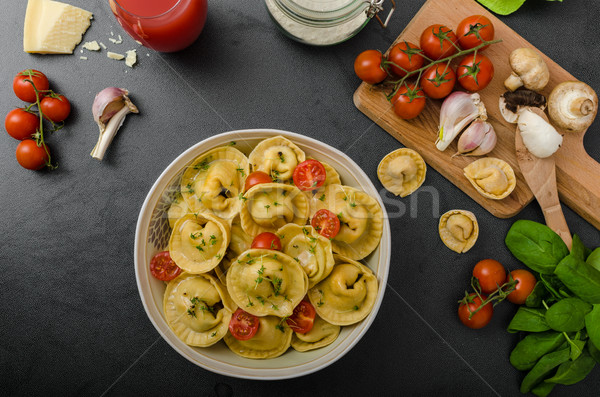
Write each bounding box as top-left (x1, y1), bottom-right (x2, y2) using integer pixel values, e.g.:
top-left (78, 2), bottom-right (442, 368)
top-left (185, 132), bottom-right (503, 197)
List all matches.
top-left (265, 0), bottom-right (395, 46)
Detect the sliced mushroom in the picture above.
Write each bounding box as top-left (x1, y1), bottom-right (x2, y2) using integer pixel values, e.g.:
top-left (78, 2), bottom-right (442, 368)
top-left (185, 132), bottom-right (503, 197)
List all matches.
top-left (504, 48), bottom-right (549, 92)
top-left (499, 89), bottom-right (547, 123)
top-left (548, 81), bottom-right (598, 133)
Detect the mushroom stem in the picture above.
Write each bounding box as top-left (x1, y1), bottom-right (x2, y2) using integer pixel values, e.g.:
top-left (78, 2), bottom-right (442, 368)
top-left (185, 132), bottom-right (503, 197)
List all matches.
top-left (571, 97), bottom-right (594, 116)
top-left (504, 73), bottom-right (524, 92)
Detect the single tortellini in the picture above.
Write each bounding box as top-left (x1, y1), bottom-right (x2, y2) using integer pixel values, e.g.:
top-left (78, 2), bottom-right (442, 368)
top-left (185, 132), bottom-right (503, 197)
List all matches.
top-left (248, 136), bottom-right (305, 183)
top-left (224, 315), bottom-right (292, 359)
top-left (377, 148), bottom-right (426, 197)
top-left (214, 216), bottom-right (253, 284)
top-left (291, 314), bottom-right (341, 352)
top-left (240, 183), bottom-right (309, 236)
top-left (316, 184), bottom-right (383, 260)
top-left (169, 213), bottom-right (230, 273)
top-left (226, 249), bottom-right (309, 318)
top-left (167, 193), bottom-right (191, 229)
top-left (463, 157), bottom-right (516, 200)
top-left (180, 146), bottom-right (250, 221)
top-left (308, 255), bottom-right (378, 326)
top-left (438, 209), bottom-right (479, 253)
top-left (278, 224), bottom-right (334, 288)
top-left (163, 273), bottom-right (237, 347)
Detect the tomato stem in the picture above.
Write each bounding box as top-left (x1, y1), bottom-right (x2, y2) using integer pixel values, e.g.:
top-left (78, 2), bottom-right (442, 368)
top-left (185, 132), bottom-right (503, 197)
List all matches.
top-left (461, 273), bottom-right (518, 319)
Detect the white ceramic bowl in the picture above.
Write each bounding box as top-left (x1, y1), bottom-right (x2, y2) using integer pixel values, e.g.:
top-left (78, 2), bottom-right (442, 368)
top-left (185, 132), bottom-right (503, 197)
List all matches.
top-left (134, 129), bottom-right (391, 379)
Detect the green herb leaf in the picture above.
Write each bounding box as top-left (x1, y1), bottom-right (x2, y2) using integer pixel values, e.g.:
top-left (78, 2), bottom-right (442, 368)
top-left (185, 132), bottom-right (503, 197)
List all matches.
top-left (526, 281), bottom-right (548, 308)
top-left (586, 247), bottom-right (600, 272)
top-left (520, 347), bottom-right (570, 393)
top-left (544, 350), bottom-right (596, 385)
top-left (555, 255), bottom-right (600, 303)
top-left (510, 331), bottom-right (565, 371)
top-left (585, 304), bottom-right (600, 350)
top-left (476, 0), bottom-right (526, 15)
top-left (545, 298), bottom-right (592, 332)
top-left (507, 307), bottom-right (550, 333)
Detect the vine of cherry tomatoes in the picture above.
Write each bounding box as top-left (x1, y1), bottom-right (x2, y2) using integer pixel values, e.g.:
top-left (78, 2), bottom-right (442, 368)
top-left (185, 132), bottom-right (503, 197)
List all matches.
top-left (458, 259), bottom-right (537, 329)
top-left (353, 15), bottom-right (498, 120)
top-left (4, 69), bottom-right (72, 170)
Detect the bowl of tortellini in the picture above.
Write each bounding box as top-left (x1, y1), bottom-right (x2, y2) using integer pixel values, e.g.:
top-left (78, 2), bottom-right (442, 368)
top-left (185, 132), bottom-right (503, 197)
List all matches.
top-left (135, 129), bottom-right (391, 379)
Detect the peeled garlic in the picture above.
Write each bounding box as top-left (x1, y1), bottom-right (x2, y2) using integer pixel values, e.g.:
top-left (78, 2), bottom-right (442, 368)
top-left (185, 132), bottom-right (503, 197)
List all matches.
top-left (456, 120), bottom-right (497, 156)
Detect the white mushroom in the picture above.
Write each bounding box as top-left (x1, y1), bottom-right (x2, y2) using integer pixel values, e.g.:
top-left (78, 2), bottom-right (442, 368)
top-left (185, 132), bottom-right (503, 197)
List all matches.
top-left (547, 81), bottom-right (598, 133)
top-left (517, 108), bottom-right (563, 158)
top-left (504, 48), bottom-right (549, 92)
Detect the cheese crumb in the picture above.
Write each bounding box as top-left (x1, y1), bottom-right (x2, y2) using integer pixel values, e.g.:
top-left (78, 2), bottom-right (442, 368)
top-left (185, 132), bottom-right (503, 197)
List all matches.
top-left (99, 41), bottom-right (107, 49)
top-left (82, 40), bottom-right (101, 51)
top-left (125, 49), bottom-right (137, 68)
top-left (107, 51), bottom-right (125, 60)
top-left (109, 37), bottom-right (122, 44)
top-left (80, 56), bottom-right (88, 60)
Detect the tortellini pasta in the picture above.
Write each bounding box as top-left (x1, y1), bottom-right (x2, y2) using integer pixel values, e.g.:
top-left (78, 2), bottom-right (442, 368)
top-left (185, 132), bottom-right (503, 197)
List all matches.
top-left (291, 314), bottom-right (341, 352)
top-left (163, 273), bottom-right (237, 347)
top-left (240, 183), bottom-right (309, 236)
top-left (278, 224), bottom-right (334, 288)
top-left (308, 255), bottom-right (378, 326)
top-left (463, 157), bottom-right (516, 200)
top-left (169, 213), bottom-right (230, 273)
top-left (315, 184), bottom-right (383, 260)
top-left (438, 209), bottom-right (479, 253)
top-left (181, 146), bottom-right (250, 220)
top-left (226, 249), bottom-right (309, 317)
top-left (224, 315), bottom-right (292, 359)
top-left (377, 148), bottom-right (426, 197)
top-left (249, 136), bottom-right (305, 183)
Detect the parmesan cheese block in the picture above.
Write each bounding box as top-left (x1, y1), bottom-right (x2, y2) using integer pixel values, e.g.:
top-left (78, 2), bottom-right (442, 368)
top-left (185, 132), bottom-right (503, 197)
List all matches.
top-left (23, 0), bottom-right (93, 54)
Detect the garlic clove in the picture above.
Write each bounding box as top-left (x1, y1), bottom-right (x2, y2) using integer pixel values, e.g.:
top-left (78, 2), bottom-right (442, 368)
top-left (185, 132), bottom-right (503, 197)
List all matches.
top-left (436, 91), bottom-right (487, 151)
top-left (456, 120), bottom-right (497, 156)
top-left (468, 126), bottom-right (497, 156)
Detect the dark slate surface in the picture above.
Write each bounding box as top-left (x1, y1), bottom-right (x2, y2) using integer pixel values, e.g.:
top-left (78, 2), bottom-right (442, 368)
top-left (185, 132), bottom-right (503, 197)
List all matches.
top-left (1, 0), bottom-right (600, 396)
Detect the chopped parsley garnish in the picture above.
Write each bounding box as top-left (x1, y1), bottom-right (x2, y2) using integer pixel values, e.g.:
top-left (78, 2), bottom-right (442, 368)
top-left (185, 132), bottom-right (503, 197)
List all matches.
top-left (257, 296), bottom-right (265, 305)
top-left (194, 158), bottom-right (211, 171)
top-left (228, 141), bottom-right (236, 146)
top-left (278, 152), bottom-right (285, 163)
top-left (195, 245), bottom-right (204, 252)
top-left (236, 167), bottom-right (246, 177)
top-left (209, 235), bottom-right (217, 245)
top-left (238, 193), bottom-right (247, 201)
top-left (190, 232), bottom-right (202, 240)
top-left (318, 194), bottom-right (326, 201)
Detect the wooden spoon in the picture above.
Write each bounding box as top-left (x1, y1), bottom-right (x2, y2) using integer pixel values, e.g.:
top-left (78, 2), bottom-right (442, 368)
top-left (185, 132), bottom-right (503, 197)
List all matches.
top-left (515, 107), bottom-right (573, 249)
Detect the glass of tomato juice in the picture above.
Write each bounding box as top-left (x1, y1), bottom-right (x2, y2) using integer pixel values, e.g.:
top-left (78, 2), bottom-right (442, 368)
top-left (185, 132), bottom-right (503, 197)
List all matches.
top-left (109, 0), bottom-right (208, 52)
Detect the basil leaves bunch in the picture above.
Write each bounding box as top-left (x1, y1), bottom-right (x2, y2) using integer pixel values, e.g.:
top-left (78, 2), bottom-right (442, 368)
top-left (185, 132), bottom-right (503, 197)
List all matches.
top-left (505, 220), bottom-right (600, 396)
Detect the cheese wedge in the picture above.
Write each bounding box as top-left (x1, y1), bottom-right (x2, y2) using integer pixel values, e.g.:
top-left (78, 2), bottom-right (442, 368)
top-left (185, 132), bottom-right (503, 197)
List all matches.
top-left (23, 0), bottom-right (93, 54)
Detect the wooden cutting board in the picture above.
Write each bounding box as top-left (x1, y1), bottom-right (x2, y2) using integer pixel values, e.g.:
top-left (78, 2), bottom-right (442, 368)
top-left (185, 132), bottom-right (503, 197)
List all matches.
top-left (354, 0), bottom-right (600, 230)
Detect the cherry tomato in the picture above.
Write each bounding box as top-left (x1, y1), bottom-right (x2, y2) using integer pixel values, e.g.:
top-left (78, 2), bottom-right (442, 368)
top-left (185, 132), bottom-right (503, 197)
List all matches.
top-left (15, 139), bottom-right (49, 170)
top-left (458, 293), bottom-right (493, 329)
top-left (40, 95), bottom-right (71, 123)
top-left (420, 24), bottom-right (458, 60)
top-left (229, 308), bottom-right (260, 341)
top-left (293, 159), bottom-right (327, 191)
top-left (149, 251), bottom-right (182, 281)
top-left (251, 232), bottom-right (282, 251)
top-left (5, 108), bottom-right (39, 140)
top-left (311, 209), bottom-right (340, 239)
top-left (387, 41), bottom-right (424, 77)
top-left (392, 84), bottom-right (426, 120)
top-left (506, 269), bottom-right (537, 305)
top-left (473, 259), bottom-right (506, 294)
top-left (244, 171), bottom-right (272, 192)
top-left (354, 50), bottom-right (388, 84)
top-left (13, 69), bottom-right (49, 103)
top-left (286, 300), bottom-right (316, 333)
top-left (457, 53), bottom-right (494, 92)
top-left (419, 63), bottom-right (456, 99)
top-left (456, 15), bottom-right (494, 51)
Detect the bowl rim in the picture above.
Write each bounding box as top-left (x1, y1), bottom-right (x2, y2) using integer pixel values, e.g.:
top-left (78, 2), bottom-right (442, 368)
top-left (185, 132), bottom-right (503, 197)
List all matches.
top-left (134, 128), bottom-right (391, 380)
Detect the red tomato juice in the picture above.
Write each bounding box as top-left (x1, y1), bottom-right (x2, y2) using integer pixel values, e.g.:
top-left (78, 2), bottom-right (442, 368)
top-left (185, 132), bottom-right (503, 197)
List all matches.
top-left (109, 0), bottom-right (208, 52)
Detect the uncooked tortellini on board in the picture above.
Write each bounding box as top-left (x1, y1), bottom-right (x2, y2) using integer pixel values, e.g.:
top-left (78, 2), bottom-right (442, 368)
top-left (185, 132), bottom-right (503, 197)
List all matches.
top-left (463, 157), bottom-right (516, 200)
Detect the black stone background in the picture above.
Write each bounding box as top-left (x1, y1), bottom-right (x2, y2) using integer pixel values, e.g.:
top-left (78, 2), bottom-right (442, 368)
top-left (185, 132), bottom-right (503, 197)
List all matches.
top-left (1, 0), bottom-right (599, 396)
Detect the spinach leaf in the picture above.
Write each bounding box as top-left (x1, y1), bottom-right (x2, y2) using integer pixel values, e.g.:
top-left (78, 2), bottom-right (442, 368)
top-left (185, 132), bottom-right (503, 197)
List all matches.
top-left (589, 340), bottom-right (600, 364)
top-left (510, 331), bottom-right (565, 371)
top-left (531, 381), bottom-right (555, 397)
top-left (508, 307), bottom-right (550, 333)
top-left (476, 0), bottom-right (526, 15)
top-left (587, 248), bottom-right (600, 272)
top-left (545, 298), bottom-right (593, 332)
top-left (505, 220), bottom-right (569, 274)
top-left (520, 347), bottom-right (570, 393)
top-left (569, 339), bottom-right (586, 361)
top-left (526, 281), bottom-right (547, 308)
top-left (555, 255), bottom-right (600, 303)
top-left (570, 234), bottom-right (588, 261)
top-left (545, 350), bottom-right (596, 385)
top-left (585, 304), bottom-right (600, 350)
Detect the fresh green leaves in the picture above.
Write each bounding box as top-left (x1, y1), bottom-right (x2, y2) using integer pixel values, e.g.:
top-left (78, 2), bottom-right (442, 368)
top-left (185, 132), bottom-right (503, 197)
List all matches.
top-left (505, 220), bottom-right (569, 274)
top-left (476, 0), bottom-right (527, 15)
top-left (554, 255), bottom-right (600, 304)
top-left (508, 307), bottom-right (550, 333)
top-left (510, 331), bottom-right (565, 371)
top-left (587, 248), bottom-right (600, 272)
top-left (585, 305), bottom-right (600, 349)
top-left (545, 350), bottom-right (596, 385)
top-left (545, 298), bottom-right (592, 332)
top-left (520, 347), bottom-right (570, 393)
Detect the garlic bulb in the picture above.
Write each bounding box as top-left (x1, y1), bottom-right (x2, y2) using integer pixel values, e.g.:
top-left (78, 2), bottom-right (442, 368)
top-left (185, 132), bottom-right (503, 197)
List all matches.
top-left (456, 120), bottom-right (497, 156)
top-left (517, 108), bottom-right (563, 158)
top-left (436, 92), bottom-right (487, 151)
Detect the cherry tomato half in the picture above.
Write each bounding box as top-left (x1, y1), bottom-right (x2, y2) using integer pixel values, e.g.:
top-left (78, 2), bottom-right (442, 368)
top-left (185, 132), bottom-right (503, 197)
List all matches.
top-left (506, 269), bottom-right (537, 305)
top-left (13, 69), bottom-right (49, 103)
top-left (149, 251), bottom-right (182, 281)
top-left (456, 15), bottom-right (494, 51)
top-left (354, 50), bottom-right (388, 85)
top-left (457, 53), bottom-right (494, 92)
top-left (458, 293), bottom-right (493, 329)
top-left (5, 108), bottom-right (39, 140)
top-left (293, 159), bottom-right (327, 191)
top-left (244, 171), bottom-right (272, 192)
top-left (229, 308), bottom-right (260, 341)
top-left (251, 232), bottom-right (282, 251)
top-left (311, 209), bottom-right (340, 239)
top-left (473, 259), bottom-right (506, 294)
top-left (392, 84), bottom-right (426, 120)
top-left (419, 63), bottom-right (456, 99)
top-left (387, 41), bottom-right (424, 77)
top-left (420, 24), bottom-right (458, 60)
top-left (40, 95), bottom-right (71, 123)
top-left (15, 139), bottom-right (49, 170)
top-left (286, 300), bottom-right (316, 333)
